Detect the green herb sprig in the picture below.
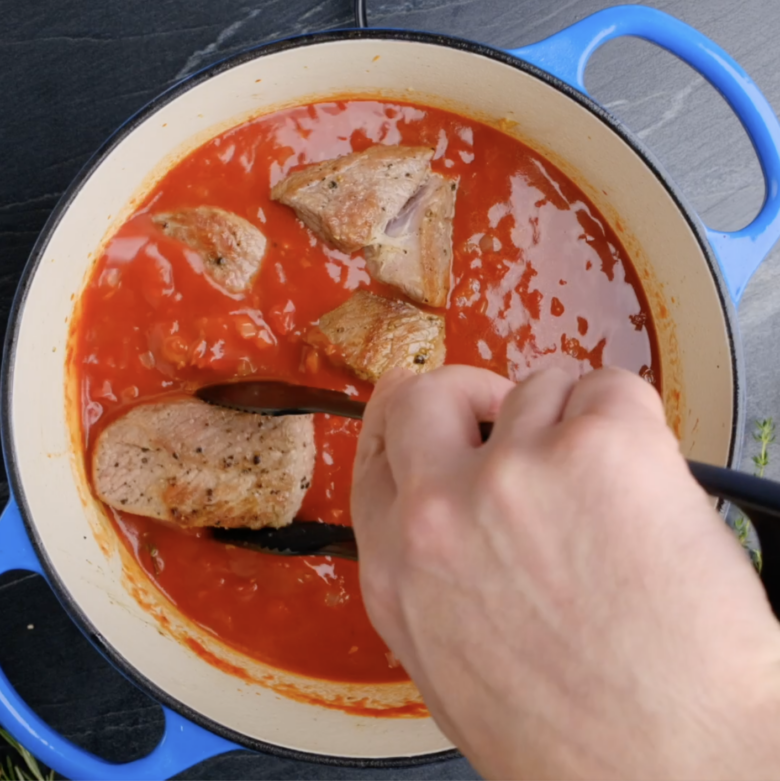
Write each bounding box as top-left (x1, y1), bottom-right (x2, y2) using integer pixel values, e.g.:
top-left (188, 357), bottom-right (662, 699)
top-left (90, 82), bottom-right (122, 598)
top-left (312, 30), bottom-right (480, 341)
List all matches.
top-left (752, 418), bottom-right (775, 476)
top-left (0, 729), bottom-right (54, 781)
top-left (732, 417), bottom-right (776, 572)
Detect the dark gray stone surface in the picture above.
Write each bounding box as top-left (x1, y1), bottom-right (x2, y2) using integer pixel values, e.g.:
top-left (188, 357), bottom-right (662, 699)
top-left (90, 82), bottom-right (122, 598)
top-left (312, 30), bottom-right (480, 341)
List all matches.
top-left (1, 0), bottom-right (779, 777)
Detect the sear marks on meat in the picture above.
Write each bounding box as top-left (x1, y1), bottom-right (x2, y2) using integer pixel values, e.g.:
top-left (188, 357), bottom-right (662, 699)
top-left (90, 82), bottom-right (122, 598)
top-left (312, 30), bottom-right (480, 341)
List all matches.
top-left (365, 174), bottom-right (457, 308)
top-left (270, 145), bottom-right (434, 254)
top-left (153, 207), bottom-right (267, 295)
top-left (92, 398), bottom-right (314, 529)
top-left (305, 290), bottom-right (446, 384)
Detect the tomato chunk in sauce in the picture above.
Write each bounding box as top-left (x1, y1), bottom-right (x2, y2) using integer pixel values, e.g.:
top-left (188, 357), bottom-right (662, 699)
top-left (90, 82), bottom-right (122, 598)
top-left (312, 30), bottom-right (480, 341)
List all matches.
top-left (71, 100), bottom-right (659, 684)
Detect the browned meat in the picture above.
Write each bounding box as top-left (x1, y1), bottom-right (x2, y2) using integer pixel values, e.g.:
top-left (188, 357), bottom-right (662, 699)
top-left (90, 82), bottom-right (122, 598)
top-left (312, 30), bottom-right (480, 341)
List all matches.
top-left (365, 174), bottom-right (457, 308)
top-left (153, 207), bottom-right (266, 295)
top-left (305, 290), bottom-right (446, 383)
top-left (270, 145), bottom-right (434, 253)
top-left (92, 398), bottom-right (314, 529)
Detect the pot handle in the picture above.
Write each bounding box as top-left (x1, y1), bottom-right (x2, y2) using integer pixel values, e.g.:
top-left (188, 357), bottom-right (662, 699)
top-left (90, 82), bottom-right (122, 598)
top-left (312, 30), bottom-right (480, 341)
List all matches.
top-left (0, 498), bottom-right (237, 780)
top-left (509, 4), bottom-right (780, 304)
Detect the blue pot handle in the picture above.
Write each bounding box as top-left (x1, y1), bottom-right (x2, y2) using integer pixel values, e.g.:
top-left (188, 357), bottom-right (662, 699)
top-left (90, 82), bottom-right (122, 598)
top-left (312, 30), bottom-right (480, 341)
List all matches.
top-left (509, 3), bottom-right (780, 304)
top-left (0, 498), bottom-right (238, 780)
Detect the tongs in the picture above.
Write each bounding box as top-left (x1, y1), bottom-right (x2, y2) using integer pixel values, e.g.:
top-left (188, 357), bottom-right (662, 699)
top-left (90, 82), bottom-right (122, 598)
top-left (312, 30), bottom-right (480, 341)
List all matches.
top-left (196, 380), bottom-right (780, 616)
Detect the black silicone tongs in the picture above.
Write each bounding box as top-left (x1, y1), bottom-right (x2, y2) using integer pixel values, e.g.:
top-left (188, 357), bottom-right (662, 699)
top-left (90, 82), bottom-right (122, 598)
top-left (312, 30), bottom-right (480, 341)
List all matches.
top-left (200, 380), bottom-right (489, 564)
top-left (197, 380), bottom-right (780, 616)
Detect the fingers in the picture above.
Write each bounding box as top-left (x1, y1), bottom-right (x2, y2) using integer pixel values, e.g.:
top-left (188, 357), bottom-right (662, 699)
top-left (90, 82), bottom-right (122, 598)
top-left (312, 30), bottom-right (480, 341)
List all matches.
top-left (562, 367), bottom-right (665, 424)
top-left (379, 365), bottom-right (516, 484)
top-left (471, 367), bottom-right (666, 453)
top-left (352, 368), bottom-right (411, 539)
top-left (353, 365), bottom-right (665, 539)
top-left (353, 367), bottom-right (413, 487)
top-left (351, 444), bottom-right (397, 547)
top-left (491, 368), bottom-right (576, 442)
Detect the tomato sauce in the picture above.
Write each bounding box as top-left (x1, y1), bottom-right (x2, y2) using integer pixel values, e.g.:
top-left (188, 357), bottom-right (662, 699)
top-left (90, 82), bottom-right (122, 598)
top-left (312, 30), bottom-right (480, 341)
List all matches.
top-left (71, 100), bottom-right (659, 684)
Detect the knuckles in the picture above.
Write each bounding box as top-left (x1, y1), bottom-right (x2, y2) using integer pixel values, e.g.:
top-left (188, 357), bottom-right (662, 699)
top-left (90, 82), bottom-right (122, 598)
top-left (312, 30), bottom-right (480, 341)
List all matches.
top-left (358, 486), bottom-right (462, 631)
top-left (394, 485), bottom-right (460, 565)
top-left (382, 370), bottom-right (443, 424)
top-left (570, 366), bottom-right (666, 421)
top-left (554, 414), bottom-right (629, 461)
top-left (472, 447), bottom-right (529, 508)
top-left (359, 555), bottom-right (401, 629)
top-left (483, 412), bottom-right (676, 494)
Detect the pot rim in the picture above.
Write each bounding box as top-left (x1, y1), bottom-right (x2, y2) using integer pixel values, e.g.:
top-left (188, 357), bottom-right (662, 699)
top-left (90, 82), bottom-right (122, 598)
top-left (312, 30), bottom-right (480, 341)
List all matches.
top-left (0, 26), bottom-right (743, 766)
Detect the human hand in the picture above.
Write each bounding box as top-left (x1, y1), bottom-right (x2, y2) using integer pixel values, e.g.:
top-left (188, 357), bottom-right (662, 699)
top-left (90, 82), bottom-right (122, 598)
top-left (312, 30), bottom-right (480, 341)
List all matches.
top-left (351, 365), bottom-right (780, 779)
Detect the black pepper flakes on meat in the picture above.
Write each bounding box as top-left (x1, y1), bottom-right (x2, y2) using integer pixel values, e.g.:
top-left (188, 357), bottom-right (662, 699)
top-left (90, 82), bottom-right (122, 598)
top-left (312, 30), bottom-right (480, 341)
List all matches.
top-left (141, 457), bottom-right (148, 464)
top-left (172, 452), bottom-right (179, 460)
top-left (329, 180), bottom-right (338, 189)
top-left (253, 455), bottom-right (261, 465)
top-left (195, 447), bottom-right (203, 454)
top-left (414, 354), bottom-right (427, 365)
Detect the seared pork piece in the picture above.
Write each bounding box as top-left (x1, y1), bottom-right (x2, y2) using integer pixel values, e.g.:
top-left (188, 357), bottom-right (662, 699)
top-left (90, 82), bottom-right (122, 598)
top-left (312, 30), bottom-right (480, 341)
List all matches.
top-left (153, 207), bottom-right (266, 295)
top-left (305, 290), bottom-right (445, 383)
top-left (270, 145), bottom-right (434, 253)
top-left (92, 398), bottom-right (314, 529)
top-left (365, 174), bottom-right (457, 308)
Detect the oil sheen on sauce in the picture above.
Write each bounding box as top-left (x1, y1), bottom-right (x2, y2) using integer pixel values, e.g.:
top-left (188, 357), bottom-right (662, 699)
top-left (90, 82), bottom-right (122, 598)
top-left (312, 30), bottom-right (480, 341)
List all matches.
top-left (72, 100), bottom-right (659, 684)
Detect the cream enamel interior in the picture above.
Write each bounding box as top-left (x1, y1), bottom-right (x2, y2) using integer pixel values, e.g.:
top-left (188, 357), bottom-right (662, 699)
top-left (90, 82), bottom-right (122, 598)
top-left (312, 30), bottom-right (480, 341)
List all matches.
top-left (9, 37), bottom-right (735, 760)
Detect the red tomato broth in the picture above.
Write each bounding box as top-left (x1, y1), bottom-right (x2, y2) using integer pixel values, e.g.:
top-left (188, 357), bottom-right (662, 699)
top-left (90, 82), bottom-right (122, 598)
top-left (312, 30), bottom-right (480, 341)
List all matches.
top-left (72, 99), bottom-right (659, 685)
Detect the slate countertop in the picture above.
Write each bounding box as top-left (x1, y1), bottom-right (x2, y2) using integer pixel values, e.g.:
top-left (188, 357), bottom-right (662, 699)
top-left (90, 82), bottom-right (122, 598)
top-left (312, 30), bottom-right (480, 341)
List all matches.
top-left (2, 0), bottom-right (780, 778)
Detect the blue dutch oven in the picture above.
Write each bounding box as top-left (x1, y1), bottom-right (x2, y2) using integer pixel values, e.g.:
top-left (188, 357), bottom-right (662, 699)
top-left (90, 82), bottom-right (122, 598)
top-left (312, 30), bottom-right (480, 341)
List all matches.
top-left (1, 5), bottom-right (780, 778)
